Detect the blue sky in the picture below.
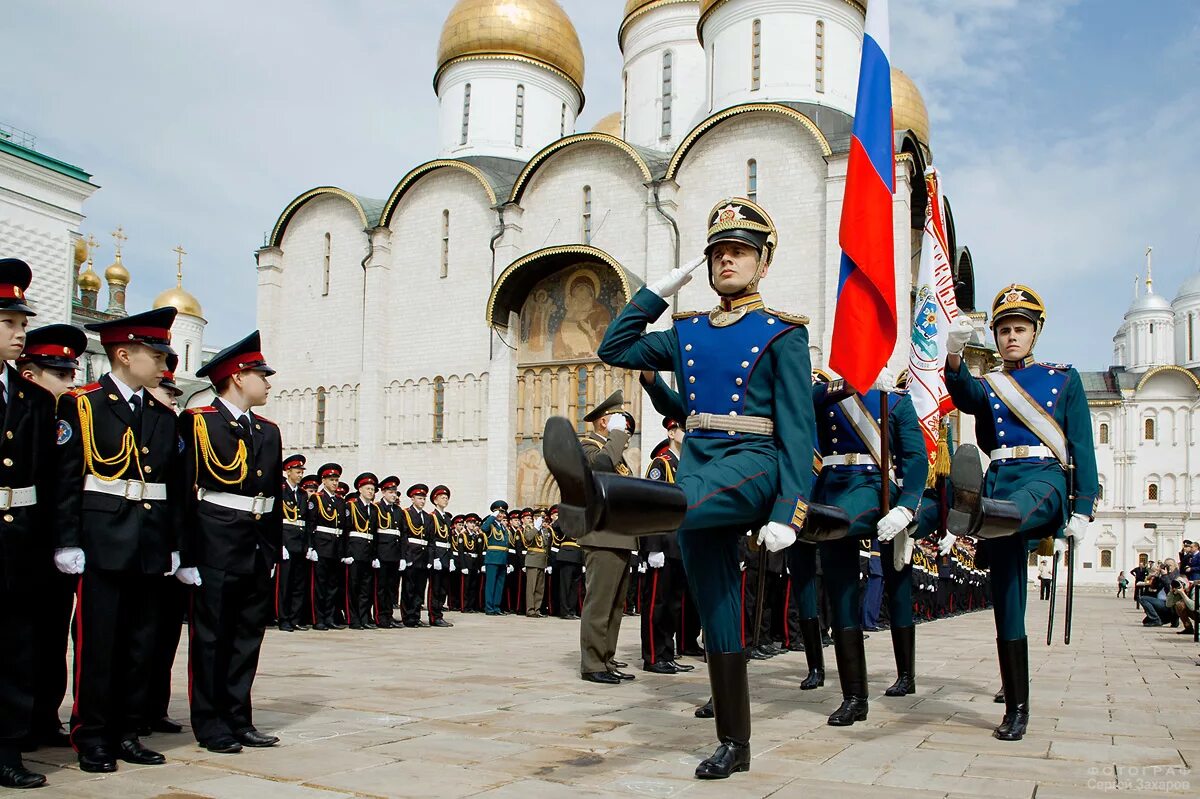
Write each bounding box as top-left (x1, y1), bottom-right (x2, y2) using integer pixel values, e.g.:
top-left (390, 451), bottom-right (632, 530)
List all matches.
top-left (2, 0), bottom-right (1197, 368)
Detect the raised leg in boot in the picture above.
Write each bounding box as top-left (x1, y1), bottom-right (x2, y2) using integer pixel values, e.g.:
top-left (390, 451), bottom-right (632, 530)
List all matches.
top-left (695, 652), bottom-right (751, 779)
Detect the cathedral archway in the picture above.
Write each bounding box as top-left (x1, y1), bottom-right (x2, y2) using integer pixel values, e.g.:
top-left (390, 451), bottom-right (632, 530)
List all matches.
top-left (487, 246), bottom-right (645, 506)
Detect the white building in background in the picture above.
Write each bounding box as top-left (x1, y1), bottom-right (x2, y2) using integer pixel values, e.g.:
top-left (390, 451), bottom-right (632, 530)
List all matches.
top-left (257, 0), bottom-right (978, 513)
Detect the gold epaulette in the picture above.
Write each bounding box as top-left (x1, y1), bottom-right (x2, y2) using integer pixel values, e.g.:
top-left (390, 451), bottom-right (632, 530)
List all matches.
top-left (671, 310), bottom-right (704, 320)
top-left (766, 308), bottom-right (810, 325)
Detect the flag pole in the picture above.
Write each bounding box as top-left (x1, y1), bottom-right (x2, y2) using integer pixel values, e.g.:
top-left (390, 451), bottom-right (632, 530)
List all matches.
top-left (879, 390), bottom-right (891, 515)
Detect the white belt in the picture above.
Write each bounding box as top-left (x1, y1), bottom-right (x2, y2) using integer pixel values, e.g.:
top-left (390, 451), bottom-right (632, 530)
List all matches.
top-left (821, 453), bottom-right (877, 467)
top-left (349, 531), bottom-right (372, 540)
top-left (507, 548), bottom-right (516, 554)
top-left (550, 546), bottom-right (560, 553)
top-left (376, 529), bottom-right (401, 536)
top-left (283, 519), bottom-right (305, 528)
top-left (84, 475), bottom-right (167, 501)
top-left (435, 541), bottom-right (451, 549)
top-left (989, 445), bottom-right (1054, 461)
top-left (197, 488), bottom-right (275, 515)
top-left (315, 525), bottom-right (341, 536)
top-left (407, 537), bottom-right (428, 546)
top-left (0, 486), bottom-right (36, 510)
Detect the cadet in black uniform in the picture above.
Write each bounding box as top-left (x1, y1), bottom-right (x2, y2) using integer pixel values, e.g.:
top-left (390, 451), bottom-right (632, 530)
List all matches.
top-left (344, 473), bottom-right (379, 630)
top-left (307, 463), bottom-right (347, 630)
top-left (277, 454), bottom-right (308, 632)
top-left (373, 476), bottom-right (404, 628)
top-left (427, 485), bottom-right (454, 627)
top-left (0, 261), bottom-right (58, 789)
top-left (400, 484), bottom-right (432, 627)
top-left (179, 331), bottom-right (282, 753)
top-left (55, 306), bottom-right (182, 773)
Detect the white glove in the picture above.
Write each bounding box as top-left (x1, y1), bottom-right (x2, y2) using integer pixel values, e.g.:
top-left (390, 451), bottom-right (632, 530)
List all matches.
top-left (341, 557), bottom-right (353, 565)
top-left (545, 566), bottom-right (553, 574)
top-left (433, 559), bottom-right (443, 571)
top-left (270, 565), bottom-right (276, 579)
top-left (648, 254), bottom-right (706, 298)
top-left (449, 559), bottom-right (456, 571)
top-left (507, 565), bottom-right (515, 574)
top-left (946, 316), bottom-right (974, 356)
top-left (606, 413), bottom-right (628, 434)
top-left (893, 530), bottom-right (914, 571)
top-left (581, 566), bottom-right (586, 574)
top-left (757, 521), bottom-right (797, 553)
top-left (637, 562), bottom-right (646, 573)
top-left (461, 568), bottom-right (469, 574)
top-left (175, 566), bottom-right (202, 586)
top-left (534, 517), bottom-right (543, 530)
top-left (372, 559), bottom-right (381, 569)
top-left (165, 551), bottom-right (181, 577)
top-left (938, 533), bottom-right (957, 556)
top-left (281, 546), bottom-right (290, 561)
top-left (647, 552), bottom-right (666, 569)
top-left (1065, 513), bottom-right (1088, 541)
top-left (54, 547), bottom-right (86, 575)
top-left (872, 366), bottom-right (897, 393)
top-left (876, 506), bottom-right (914, 542)
top-left (400, 559), bottom-right (407, 571)
top-left (739, 561), bottom-right (746, 572)
top-left (306, 548), bottom-right (318, 562)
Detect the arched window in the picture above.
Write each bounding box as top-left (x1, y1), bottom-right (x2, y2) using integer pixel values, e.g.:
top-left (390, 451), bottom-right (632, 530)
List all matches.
top-left (661, 51), bottom-right (673, 139)
top-left (514, 84), bottom-right (525, 147)
top-left (1145, 418), bottom-right (1156, 441)
top-left (560, 102), bottom-right (567, 137)
top-left (1148, 482), bottom-right (1159, 501)
top-left (322, 232), bottom-right (331, 296)
top-left (582, 186), bottom-right (593, 244)
top-left (440, 210), bottom-right (450, 278)
top-left (751, 19), bottom-right (762, 91)
top-left (1099, 422), bottom-right (1109, 444)
top-left (1097, 482), bottom-right (1105, 502)
top-left (1189, 313), bottom-right (1196, 361)
top-left (575, 366), bottom-right (589, 433)
top-left (315, 387), bottom-right (327, 447)
top-left (460, 83), bottom-right (472, 145)
top-left (184, 343), bottom-right (191, 372)
top-left (433, 377), bottom-right (445, 442)
top-left (815, 20), bottom-right (826, 93)
top-left (1100, 549), bottom-right (1113, 569)
top-left (747, 159), bottom-right (758, 203)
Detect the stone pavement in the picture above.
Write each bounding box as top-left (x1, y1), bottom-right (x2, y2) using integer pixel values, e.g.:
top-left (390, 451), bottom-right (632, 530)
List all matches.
top-left (27, 587), bottom-right (1199, 798)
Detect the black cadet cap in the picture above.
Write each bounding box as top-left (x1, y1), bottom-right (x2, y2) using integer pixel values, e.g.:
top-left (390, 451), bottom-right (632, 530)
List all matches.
top-left (0, 258), bottom-right (36, 316)
top-left (196, 329), bottom-right (275, 384)
top-left (19, 323), bottom-right (87, 370)
top-left (86, 306), bottom-right (177, 355)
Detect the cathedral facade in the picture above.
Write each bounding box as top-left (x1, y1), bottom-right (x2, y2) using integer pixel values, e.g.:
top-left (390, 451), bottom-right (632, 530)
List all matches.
top-left (256, 0), bottom-right (974, 514)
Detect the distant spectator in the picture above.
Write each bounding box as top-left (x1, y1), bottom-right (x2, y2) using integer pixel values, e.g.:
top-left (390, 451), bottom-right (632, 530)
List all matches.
top-left (1131, 562), bottom-right (1149, 605)
top-left (1182, 542), bottom-right (1200, 582)
top-left (1139, 559), bottom-right (1181, 627)
top-left (1037, 556), bottom-right (1052, 601)
top-left (1117, 571), bottom-right (1128, 598)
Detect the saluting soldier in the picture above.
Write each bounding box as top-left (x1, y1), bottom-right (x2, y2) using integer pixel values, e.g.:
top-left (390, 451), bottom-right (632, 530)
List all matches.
top-left (307, 463), bottom-right (347, 630)
top-left (277, 453), bottom-right (308, 632)
top-left (373, 476), bottom-right (404, 628)
top-left (400, 484), bottom-right (432, 627)
top-left (343, 473), bottom-right (378, 629)
top-left (0, 262), bottom-right (58, 789)
top-left (544, 198), bottom-right (816, 779)
top-left (522, 510), bottom-right (549, 618)
top-left (942, 286), bottom-right (1097, 741)
top-left (15, 323), bottom-right (87, 752)
top-left (427, 485), bottom-right (455, 627)
top-left (481, 501), bottom-right (509, 615)
top-left (55, 306), bottom-right (182, 773)
top-left (178, 330), bottom-right (282, 753)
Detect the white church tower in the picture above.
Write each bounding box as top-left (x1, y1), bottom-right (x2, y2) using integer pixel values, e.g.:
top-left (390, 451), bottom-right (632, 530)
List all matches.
top-left (1115, 248), bottom-right (1175, 372)
top-left (434, 0), bottom-right (585, 160)
top-left (1173, 267), bottom-right (1200, 370)
top-left (619, 1), bottom-right (707, 150)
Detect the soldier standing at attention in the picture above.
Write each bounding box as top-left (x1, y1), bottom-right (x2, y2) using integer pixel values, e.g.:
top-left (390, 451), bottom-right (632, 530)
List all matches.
top-left (55, 306), bottom-right (182, 773)
top-left (543, 198), bottom-right (816, 779)
top-left (277, 454), bottom-right (308, 632)
top-left (481, 501), bottom-right (509, 615)
top-left (344, 473), bottom-right (379, 630)
top-left (400, 484), bottom-right (432, 627)
top-left (178, 331), bottom-right (282, 753)
top-left (307, 463), bottom-right (347, 630)
top-left (523, 510), bottom-right (549, 618)
top-left (373, 476), bottom-right (404, 628)
top-left (0, 261), bottom-right (58, 789)
top-left (15, 323), bottom-right (87, 752)
top-left (942, 286), bottom-right (1097, 741)
top-left (427, 485), bottom-right (454, 627)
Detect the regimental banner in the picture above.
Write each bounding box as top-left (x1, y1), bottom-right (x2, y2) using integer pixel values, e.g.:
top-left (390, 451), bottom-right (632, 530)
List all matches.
top-left (906, 167), bottom-right (959, 464)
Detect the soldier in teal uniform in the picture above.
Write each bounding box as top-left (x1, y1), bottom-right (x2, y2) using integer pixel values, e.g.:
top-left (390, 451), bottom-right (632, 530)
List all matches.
top-left (543, 198), bottom-right (815, 780)
top-left (481, 501), bottom-right (510, 616)
top-left (942, 285), bottom-right (1098, 741)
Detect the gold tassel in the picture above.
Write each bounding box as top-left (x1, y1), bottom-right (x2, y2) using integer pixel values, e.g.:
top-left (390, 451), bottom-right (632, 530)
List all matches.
top-left (927, 418), bottom-right (952, 488)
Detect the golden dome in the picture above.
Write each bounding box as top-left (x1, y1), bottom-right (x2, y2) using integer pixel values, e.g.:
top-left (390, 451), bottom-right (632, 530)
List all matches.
top-left (77, 265), bottom-right (101, 292)
top-left (891, 67), bottom-right (930, 146)
top-left (73, 237), bottom-right (88, 267)
top-left (153, 285), bottom-right (204, 319)
top-left (104, 254), bottom-right (130, 286)
top-left (591, 112), bottom-right (623, 137)
top-left (436, 0), bottom-right (585, 101)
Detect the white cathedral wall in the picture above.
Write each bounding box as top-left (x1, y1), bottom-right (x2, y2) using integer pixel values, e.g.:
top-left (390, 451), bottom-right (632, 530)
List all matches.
top-left (620, 3), bottom-right (707, 151)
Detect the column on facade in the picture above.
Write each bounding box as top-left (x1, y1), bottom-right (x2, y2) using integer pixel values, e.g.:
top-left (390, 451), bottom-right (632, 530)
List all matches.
top-left (357, 226), bottom-right (393, 470)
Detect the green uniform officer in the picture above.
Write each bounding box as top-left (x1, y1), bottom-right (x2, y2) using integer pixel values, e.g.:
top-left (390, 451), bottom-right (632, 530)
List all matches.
top-left (481, 501), bottom-right (509, 615)
top-left (943, 285), bottom-right (1098, 742)
top-left (543, 198), bottom-right (815, 781)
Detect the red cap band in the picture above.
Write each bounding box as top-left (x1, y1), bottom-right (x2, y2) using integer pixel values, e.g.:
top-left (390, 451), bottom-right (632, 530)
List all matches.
top-left (206, 351), bottom-right (266, 385)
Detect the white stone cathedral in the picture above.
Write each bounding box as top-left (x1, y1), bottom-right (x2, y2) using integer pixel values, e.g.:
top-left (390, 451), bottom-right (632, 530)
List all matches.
top-left (256, 0), bottom-right (974, 514)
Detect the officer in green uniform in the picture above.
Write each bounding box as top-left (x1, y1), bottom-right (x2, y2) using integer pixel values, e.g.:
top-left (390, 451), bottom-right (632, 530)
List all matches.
top-left (481, 501), bottom-right (509, 615)
top-left (543, 198), bottom-right (815, 780)
top-left (943, 285), bottom-right (1097, 741)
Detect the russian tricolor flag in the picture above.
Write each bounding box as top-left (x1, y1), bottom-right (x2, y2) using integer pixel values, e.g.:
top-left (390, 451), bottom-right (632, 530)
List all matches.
top-left (829, 0), bottom-right (897, 393)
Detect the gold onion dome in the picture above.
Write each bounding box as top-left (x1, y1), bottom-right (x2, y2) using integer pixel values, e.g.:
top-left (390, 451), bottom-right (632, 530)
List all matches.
top-left (154, 285), bottom-right (203, 319)
top-left (436, 0), bottom-right (585, 101)
top-left (591, 112), bottom-right (623, 137)
top-left (73, 237), bottom-right (89, 267)
top-left (891, 67), bottom-right (930, 146)
top-left (77, 265), bottom-right (101, 292)
top-left (104, 254), bottom-right (130, 286)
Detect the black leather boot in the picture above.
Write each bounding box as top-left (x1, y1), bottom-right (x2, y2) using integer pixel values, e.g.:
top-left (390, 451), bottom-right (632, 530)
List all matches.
top-left (798, 617), bottom-right (825, 690)
top-left (543, 417), bottom-right (687, 538)
top-left (695, 652), bottom-right (751, 779)
top-left (827, 627), bottom-right (869, 726)
top-left (946, 445), bottom-right (1023, 539)
top-left (798, 502), bottom-right (852, 542)
top-left (884, 625), bottom-right (916, 697)
top-left (994, 637), bottom-right (1029, 741)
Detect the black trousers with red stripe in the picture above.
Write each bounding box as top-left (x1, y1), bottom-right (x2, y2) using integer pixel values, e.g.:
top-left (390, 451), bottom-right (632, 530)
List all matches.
top-left (30, 568), bottom-right (75, 737)
top-left (188, 564), bottom-right (271, 745)
top-left (640, 559), bottom-right (684, 664)
top-left (427, 567), bottom-right (447, 623)
top-left (375, 562), bottom-right (400, 623)
top-left (0, 582), bottom-right (35, 761)
top-left (146, 576), bottom-right (186, 722)
top-left (556, 561), bottom-right (582, 617)
top-left (401, 567), bottom-right (428, 625)
top-left (461, 568), bottom-right (481, 611)
top-left (314, 557), bottom-right (341, 626)
top-left (70, 569), bottom-right (158, 750)
top-left (276, 553), bottom-right (307, 627)
top-left (347, 562), bottom-right (374, 627)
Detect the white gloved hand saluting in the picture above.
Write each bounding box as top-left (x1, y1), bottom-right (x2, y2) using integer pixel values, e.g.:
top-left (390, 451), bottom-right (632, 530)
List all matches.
top-left (872, 366), bottom-right (897, 393)
top-left (606, 413), bottom-right (628, 434)
top-left (938, 533), bottom-right (957, 556)
top-left (876, 506), bottom-right (914, 542)
top-left (1066, 513), bottom-right (1089, 541)
top-left (533, 517), bottom-right (543, 530)
top-left (306, 548), bottom-right (318, 562)
top-left (647, 551), bottom-right (666, 569)
top-left (946, 316), bottom-right (974, 356)
top-left (165, 551), bottom-right (181, 577)
top-left (757, 521), bottom-right (797, 553)
top-left (54, 547), bottom-right (85, 575)
top-left (175, 567), bottom-right (202, 586)
top-left (648, 254), bottom-right (707, 299)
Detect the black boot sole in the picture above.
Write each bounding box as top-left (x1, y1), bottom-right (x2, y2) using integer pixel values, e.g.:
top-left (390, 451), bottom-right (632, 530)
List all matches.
top-left (542, 417), bottom-right (593, 534)
top-left (947, 444), bottom-right (984, 535)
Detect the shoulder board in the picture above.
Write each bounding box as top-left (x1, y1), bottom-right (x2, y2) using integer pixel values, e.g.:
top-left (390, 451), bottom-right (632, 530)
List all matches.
top-left (765, 308), bottom-right (809, 325)
top-left (1038, 362), bottom-right (1072, 370)
top-left (671, 310), bottom-right (704, 320)
top-left (186, 406), bottom-right (218, 415)
top-left (829, 378), bottom-right (846, 392)
top-left (255, 414), bottom-right (278, 427)
top-left (69, 382), bottom-right (104, 398)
